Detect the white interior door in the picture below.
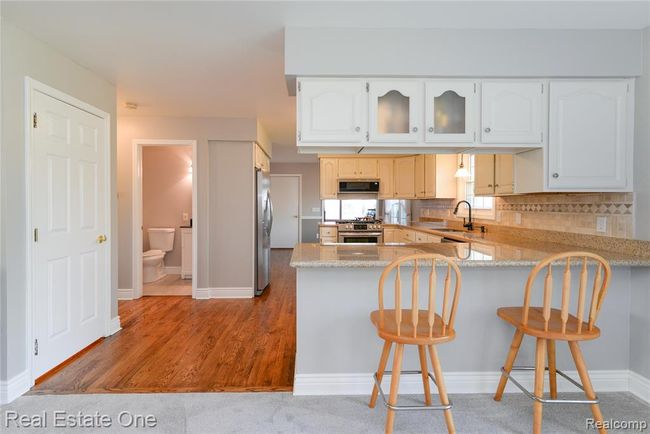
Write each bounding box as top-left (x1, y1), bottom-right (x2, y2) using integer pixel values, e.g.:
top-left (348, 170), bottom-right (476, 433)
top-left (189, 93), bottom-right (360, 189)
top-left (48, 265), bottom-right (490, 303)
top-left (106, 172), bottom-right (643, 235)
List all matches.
top-left (31, 90), bottom-right (108, 378)
top-left (270, 175), bottom-right (300, 248)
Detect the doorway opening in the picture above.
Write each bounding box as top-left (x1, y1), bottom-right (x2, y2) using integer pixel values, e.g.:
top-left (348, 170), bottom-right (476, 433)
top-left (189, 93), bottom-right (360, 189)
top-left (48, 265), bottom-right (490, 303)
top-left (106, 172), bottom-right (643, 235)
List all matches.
top-left (269, 174), bottom-right (302, 248)
top-left (132, 139), bottom-right (197, 298)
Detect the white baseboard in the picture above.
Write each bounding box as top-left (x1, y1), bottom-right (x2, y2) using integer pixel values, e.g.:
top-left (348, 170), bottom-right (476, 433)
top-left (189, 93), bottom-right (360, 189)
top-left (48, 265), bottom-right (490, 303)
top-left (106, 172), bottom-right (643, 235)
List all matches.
top-left (117, 288), bottom-right (134, 300)
top-left (293, 370), bottom-right (632, 397)
top-left (629, 371), bottom-right (650, 403)
top-left (194, 287), bottom-right (254, 299)
top-left (163, 266), bottom-right (181, 274)
top-left (0, 370), bottom-right (30, 405)
top-left (107, 316), bottom-right (122, 336)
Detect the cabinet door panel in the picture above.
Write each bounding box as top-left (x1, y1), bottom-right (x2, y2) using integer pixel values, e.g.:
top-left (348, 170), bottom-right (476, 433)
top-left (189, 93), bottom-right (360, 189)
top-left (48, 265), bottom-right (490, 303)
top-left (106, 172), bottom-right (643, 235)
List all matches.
top-left (369, 81), bottom-right (422, 143)
top-left (357, 158), bottom-right (378, 178)
top-left (299, 79), bottom-right (366, 143)
top-left (425, 81), bottom-right (476, 143)
top-left (495, 154), bottom-right (514, 195)
top-left (378, 159), bottom-right (395, 199)
top-left (549, 81), bottom-right (629, 189)
top-left (481, 82), bottom-right (543, 144)
top-left (424, 155), bottom-right (437, 198)
top-left (337, 159), bottom-right (358, 179)
top-left (319, 159), bottom-right (338, 199)
top-left (394, 156), bottom-right (416, 199)
top-left (474, 155), bottom-right (495, 196)
top-left (415, 155), bottom-right (426, 198)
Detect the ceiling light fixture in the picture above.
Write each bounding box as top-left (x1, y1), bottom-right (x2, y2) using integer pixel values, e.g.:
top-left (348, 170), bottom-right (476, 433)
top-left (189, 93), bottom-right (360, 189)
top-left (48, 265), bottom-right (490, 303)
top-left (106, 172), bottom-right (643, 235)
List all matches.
top-left (454, 154), bottom-right (469, 178)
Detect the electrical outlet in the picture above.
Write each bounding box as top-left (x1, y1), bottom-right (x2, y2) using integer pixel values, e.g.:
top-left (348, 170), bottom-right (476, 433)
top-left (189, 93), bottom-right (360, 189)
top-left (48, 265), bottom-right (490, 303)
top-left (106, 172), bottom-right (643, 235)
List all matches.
top-left (596, 216), bottom-right (607, 233)
top-left (515, 212), bottom-right (522, 225)
top-left (182, 212), bottom-right (189, 222)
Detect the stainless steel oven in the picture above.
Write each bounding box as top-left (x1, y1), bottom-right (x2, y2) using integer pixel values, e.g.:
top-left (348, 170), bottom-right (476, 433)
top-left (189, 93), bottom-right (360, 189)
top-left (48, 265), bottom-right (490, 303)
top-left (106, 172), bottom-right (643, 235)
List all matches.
top-left (337, 221), bottom-right (383, 244)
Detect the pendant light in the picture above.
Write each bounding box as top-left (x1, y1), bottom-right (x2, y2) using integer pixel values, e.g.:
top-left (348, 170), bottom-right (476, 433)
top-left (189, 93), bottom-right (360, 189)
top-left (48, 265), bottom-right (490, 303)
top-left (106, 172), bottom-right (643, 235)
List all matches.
top-left (455, 154), bottom-right (469, 178)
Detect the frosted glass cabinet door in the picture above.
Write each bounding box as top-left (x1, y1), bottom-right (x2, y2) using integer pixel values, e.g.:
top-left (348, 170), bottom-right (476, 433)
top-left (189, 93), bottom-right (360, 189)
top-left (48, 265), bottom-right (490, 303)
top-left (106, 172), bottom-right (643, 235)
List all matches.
top-left (481, 81), bottom-right (543, 144)
top-left (548, 81), bottom-right (630, 190)
top-left (368, 81), bottom-right (422, 143)
top-left (425, 81), bottom-right (476, 143)
top-left (298, 79), bottom-right (367, 143)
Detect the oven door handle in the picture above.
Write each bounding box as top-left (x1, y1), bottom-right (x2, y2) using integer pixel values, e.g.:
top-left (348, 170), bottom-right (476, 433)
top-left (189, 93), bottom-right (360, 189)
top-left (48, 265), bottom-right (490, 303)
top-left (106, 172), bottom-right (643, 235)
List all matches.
top-left (339, 232), bottom-right (383, 237)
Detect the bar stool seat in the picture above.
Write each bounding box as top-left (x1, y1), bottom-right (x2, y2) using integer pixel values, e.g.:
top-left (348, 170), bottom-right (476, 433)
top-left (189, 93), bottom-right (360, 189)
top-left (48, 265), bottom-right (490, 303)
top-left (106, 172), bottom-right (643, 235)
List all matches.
top-left (370, 310), bottom-right (455, 344)
top-left (497, 306), bottom-right (601, 341)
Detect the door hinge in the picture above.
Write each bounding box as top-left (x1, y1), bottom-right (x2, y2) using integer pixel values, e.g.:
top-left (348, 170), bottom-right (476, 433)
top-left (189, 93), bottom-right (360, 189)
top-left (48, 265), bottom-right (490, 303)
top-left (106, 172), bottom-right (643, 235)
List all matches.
top-left (33, 228), bottom-right (39, 242)
top-left (627, 83), bottom-right (630, 92)
top-left (297, 81), bottom-right (301, 92)
top-left (33, 113), bottom-right (38, 128)
top-left (298, 131), bottom-right (301, 141)
top-left (34, 339), bottom-right (38, 356)
top-left (541, 131), bottom-right (543, 142)
top-left (366, 82), bottom-right (369, 92)
top-left (473, 131), bottom-right (476, 141)
top-left (474, 83), bottom-right (477, 93)
top-left (541, 83), bottom-right (544, 94)
top-left (366, 132), bottom-right (369, 141)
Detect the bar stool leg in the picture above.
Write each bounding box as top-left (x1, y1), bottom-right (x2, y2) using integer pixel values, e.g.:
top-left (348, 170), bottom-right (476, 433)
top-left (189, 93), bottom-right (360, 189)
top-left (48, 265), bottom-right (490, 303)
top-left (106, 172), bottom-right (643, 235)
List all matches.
top-left (428, 344), bottom-right (455, 434)
top-left (418, 345), bottom-right (432, 405)
top-left (568, 341), bottom-right (606, 434)
top-left (494, 329), bottom-right (524, 401)
top-left (533, 338), bottom-right (547, 434)
top-left (369, 341), bottom-right (392, 408)
top-left (547, 339), bottom-right (558, 399)
top-left (385, 343), bottom-right (404, 434)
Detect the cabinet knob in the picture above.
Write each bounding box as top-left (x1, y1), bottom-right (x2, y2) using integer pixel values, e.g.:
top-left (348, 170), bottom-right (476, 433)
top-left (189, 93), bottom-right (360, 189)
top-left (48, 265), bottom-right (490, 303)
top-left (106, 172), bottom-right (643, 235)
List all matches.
top-left (428, 127), bottom-right (434, 133)
top-left (355, 126), bottom-right (361, 132)
top-left (495, 184), bottom-right (499, 187)
top-left (484, 127), bottom-right (491, 133)
top-left (412, 127), bottom-right (418, 133)
top-left (552, 172), bottom-right (559, 178)
top-left (488, 184), bottom-right (493, 187)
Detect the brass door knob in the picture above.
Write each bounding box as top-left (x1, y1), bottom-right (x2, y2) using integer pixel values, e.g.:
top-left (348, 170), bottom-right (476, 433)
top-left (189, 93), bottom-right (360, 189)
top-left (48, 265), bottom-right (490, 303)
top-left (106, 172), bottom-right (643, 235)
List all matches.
top-left (97, 234), bottom-right (107, 244)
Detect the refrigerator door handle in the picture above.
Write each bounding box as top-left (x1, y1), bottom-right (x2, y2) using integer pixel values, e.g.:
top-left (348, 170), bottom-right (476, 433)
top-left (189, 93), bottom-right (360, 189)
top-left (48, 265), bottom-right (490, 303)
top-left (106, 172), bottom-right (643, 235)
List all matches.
top-left (267, 192), bottom-right (274, 234)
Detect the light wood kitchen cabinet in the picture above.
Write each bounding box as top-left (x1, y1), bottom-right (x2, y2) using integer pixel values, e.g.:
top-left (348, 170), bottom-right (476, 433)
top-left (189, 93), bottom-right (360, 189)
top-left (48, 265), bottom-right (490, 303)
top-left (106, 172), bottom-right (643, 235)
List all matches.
top-left (377, 158), bottom-right (395, 199)
top-left (474, 154), bottom-right (496, 196)
top-left (415, 231), bottom-right (443, 243)
top-left (495, 154), bottom-right (514, 195)
top-left (383, 227), bottom-right (400, 243)
top-left (368, 80), bottom-right (423, 143)
top-left (425, 81), bottom-right (477, 143)
top-left (474, 154), bottom-right (514, 196)
top-left (254, 144), bottom-right (270, 172)
top-left (319, 226), bottom-right (338, 244)
top-left (181, 228), bottom-right (192, 279)
top-left (337, 158), bottom-right (378, 179)
top-left (548, 80), bottom-right (632, 190)
top-left (297, 78), bottom-right (367, 143)
top-left (394, 156), bottom-right (417, 198)
top-left (319, 158), bottom-right (338, 199)
top-left (481, 81), bottom-right (544, 144)
top-left (415, 155), bottom-right (426, 198)
top-left (415, 154), bottom-right (438, 198)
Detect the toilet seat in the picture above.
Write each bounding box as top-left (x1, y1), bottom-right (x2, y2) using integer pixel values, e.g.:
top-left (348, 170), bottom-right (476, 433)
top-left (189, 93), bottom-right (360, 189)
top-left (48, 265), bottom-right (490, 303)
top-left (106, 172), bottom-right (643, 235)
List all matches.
top-left (143, 249), bottom-right (164, 258)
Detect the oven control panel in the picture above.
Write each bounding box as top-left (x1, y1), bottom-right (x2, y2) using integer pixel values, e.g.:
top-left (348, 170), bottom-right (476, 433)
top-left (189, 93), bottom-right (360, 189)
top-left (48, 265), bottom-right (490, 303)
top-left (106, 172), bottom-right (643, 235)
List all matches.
top-left (338, 223), bottom-right (382, 231)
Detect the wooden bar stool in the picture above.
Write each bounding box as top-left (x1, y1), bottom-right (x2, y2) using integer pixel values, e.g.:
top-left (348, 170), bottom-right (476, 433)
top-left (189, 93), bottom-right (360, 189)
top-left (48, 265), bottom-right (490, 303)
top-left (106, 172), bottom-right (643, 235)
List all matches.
top-left (493, 252), bottom-right (612, 434)
top-left (368, 253), bottom-right (462, 434)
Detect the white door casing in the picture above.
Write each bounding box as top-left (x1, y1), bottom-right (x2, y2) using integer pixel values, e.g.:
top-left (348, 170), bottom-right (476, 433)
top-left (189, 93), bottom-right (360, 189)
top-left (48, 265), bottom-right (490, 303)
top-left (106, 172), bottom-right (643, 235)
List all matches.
top-left (29, 85), bottom-right (109, 379)
top-left (270, 175), bottom-right (301, 248)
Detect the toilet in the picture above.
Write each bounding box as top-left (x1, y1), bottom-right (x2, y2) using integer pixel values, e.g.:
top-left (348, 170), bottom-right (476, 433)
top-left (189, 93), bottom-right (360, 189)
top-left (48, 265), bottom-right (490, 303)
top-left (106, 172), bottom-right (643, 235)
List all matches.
top-left (143, 227), bottom-right (175, 283)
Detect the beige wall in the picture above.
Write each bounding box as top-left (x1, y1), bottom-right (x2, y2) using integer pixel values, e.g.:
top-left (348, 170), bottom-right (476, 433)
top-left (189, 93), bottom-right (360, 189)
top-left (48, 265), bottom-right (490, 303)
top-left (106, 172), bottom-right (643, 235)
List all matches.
top-left (635, 27), bottom-right (650, 241)
top-left (0, 20), bottom-right (117, 380)
top-left (142, 146), bottom-right (193, 267)
top-left (118, 116), bottom-right (260, 290)
top-left (270, 162), bottom-right (320, 243)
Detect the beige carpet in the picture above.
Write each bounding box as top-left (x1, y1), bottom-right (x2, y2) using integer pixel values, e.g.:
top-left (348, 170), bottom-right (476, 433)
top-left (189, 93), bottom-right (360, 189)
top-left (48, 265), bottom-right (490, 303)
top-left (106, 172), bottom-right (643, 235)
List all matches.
top-left (143, 274), bottom-right (192, 296)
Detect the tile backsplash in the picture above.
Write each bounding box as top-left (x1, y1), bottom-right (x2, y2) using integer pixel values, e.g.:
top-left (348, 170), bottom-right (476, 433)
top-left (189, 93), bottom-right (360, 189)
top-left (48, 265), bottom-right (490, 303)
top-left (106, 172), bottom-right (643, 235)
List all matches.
top-left (414, 193), bottom-right (635, 239)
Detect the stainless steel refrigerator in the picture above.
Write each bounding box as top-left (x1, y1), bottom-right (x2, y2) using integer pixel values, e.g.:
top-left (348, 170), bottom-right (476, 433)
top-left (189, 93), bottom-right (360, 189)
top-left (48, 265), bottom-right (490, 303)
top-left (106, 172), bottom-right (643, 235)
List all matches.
top-left (255, 168), bottom-right (272, 295)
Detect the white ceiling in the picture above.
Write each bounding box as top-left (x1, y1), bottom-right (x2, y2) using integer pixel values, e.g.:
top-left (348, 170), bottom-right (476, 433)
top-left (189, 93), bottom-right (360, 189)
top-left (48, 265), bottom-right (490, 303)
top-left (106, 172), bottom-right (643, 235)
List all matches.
top-left (3, 1), bottom-right (650, 161)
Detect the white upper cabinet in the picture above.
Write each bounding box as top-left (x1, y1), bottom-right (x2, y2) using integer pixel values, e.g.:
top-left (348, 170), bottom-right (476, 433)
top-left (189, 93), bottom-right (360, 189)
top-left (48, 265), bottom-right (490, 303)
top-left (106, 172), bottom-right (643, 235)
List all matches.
top-left (548, 80), bottom-right (632, 191)
top-left (298, 79), bottom-right (367, 143)
top-left (425, 81), bottom-right (477, 143)
top-left (481, 81), bottom-right (544, 144)
top-left (368, 80), bottom-right (422, 143)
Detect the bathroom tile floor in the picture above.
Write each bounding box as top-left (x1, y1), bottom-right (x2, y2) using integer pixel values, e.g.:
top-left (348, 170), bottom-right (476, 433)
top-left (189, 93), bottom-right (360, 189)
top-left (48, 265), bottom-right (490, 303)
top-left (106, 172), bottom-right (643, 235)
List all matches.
top-left (143, 274), bottom-right (192, 296)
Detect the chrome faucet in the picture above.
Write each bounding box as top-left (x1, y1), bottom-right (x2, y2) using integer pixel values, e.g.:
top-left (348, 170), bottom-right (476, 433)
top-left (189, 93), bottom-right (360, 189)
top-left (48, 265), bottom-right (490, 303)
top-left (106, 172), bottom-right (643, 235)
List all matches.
top-left (453, 200), bottom-right (473, 231)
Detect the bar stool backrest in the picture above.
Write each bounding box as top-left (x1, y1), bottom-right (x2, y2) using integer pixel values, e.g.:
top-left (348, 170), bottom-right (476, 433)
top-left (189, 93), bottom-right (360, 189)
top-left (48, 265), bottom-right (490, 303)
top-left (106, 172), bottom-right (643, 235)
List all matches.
top-left (522, 252), bottom-right (611, 334)
top-left (378, 253), bottom-right (462, 338)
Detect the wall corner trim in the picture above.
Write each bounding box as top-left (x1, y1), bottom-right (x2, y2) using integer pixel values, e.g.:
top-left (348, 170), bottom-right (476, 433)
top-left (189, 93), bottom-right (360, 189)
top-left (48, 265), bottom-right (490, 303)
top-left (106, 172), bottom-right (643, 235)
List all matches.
top-left (0, 370), bottom-right (31, 405)
top-left (629, 371), bottom-right (650, 403)
top-left (108, 316), bottom-right (122, 336)
top-left (117, 288), bottom-right (135, 300)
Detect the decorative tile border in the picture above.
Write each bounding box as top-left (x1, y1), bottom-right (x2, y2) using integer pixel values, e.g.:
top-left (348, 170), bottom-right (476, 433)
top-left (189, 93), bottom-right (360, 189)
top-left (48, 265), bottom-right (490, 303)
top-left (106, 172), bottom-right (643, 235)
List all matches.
top-left (497, 202), bottom-right (633, 215)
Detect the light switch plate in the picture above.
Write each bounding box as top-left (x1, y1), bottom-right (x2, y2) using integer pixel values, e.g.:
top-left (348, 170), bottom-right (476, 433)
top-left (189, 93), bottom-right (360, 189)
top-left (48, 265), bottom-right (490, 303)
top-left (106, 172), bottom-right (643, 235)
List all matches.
top-left (596, 216), bottom-right (607, 233)
top-left (515, 213), bottom-right (522, 225)
top-left (182, 212), bottom-right (189, 222)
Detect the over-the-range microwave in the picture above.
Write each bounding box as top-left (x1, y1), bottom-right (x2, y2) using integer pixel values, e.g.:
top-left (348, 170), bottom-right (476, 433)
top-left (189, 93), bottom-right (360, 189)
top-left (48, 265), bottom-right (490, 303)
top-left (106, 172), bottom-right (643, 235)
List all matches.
top-left (338, 180), bottom-right (380, 194)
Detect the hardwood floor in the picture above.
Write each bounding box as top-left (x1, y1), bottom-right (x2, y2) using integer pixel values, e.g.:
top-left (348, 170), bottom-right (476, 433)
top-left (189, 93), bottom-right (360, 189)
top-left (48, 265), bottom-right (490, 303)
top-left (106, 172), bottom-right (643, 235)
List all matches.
top-left (30, 249), bottom-right (296, 394)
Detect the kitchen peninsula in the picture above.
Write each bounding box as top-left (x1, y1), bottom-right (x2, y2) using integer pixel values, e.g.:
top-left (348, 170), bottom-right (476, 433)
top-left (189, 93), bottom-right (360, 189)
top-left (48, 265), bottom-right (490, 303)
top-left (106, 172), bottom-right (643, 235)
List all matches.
top-left (290, 231), bottom-right (650, 396)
